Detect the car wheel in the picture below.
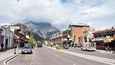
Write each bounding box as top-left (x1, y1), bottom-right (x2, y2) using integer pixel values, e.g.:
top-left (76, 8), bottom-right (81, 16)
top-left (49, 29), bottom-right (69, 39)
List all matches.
top-left (81, 48), bottom-right (83, 51)
top-left (30, 51), bottom-right (33, 54)
top-left (21, 52), bottom-right (24, 54)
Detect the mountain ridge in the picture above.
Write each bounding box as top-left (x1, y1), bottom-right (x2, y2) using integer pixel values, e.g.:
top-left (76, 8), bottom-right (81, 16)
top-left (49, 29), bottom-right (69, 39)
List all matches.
top-left (24, 21), bottom-right (60, 39)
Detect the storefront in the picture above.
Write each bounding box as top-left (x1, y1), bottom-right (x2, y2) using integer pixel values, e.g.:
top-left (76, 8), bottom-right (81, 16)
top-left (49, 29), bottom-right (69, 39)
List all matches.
top-left (93, 28), bottom-right (115, 50)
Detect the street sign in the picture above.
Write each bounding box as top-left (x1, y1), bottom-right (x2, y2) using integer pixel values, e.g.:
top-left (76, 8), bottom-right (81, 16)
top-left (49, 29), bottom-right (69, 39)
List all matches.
top-left (104, 36), bottom-right (113, 43)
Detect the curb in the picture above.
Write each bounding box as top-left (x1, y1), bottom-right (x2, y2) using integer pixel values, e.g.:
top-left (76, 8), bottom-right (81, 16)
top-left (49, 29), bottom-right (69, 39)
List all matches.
top-left (46, 46), bottom-right (64, 52)
top-left (96, 50), bottom-right (114, 54)
top-left (0, 53), bottom-right (21, 65)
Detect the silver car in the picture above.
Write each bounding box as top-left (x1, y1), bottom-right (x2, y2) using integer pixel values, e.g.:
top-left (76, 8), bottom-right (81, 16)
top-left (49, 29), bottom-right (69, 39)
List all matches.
top-left (21, 46), bottom-right (33, 54)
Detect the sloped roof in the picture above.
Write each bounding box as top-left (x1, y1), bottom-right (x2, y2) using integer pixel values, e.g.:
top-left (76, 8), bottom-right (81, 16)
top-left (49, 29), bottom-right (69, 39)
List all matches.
top-left (69, 24), bottom-right (90, 28)
top-left (93, 28), bottom-right (115, 34)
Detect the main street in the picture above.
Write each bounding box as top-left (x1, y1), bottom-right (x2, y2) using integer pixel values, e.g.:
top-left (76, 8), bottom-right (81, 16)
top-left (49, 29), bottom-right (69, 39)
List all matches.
top-left (8, 47), bottom-right (114, 65)
top-left (67, 48), bottom-right (115, 59)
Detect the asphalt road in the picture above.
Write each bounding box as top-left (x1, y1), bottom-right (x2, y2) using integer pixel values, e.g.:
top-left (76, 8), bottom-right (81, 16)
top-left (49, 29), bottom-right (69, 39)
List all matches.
top-left (66, 48), bottom-right (115, 59)
top-left (8, 47), bottom-right (110, 65)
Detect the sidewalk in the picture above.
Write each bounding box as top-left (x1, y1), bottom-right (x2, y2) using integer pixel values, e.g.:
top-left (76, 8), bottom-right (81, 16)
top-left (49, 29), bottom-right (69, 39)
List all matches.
top-left (0, 48), bottom-right (20, 63)
top-left (96, 49), bottom-right (115, 54)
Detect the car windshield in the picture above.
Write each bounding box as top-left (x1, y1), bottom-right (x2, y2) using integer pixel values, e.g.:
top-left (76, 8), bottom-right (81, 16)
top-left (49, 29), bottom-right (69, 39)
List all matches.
top-left (23, 46), bottom-right (31, 49)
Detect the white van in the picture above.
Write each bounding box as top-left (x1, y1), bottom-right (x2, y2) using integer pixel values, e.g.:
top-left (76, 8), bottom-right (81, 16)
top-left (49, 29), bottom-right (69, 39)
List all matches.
top-left (81, 30), bottom-right (96, 51)
top-left (81, 42), bottom-right (96, 51)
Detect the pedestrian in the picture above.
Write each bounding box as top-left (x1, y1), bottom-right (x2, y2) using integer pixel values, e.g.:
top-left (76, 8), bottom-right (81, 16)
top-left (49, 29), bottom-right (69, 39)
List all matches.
top-left (14, 45), bottom-right (17, 54)
top-left (105, 43), bottom-right (111, 52)
top-left (1, 43), bottom-right (4, 51)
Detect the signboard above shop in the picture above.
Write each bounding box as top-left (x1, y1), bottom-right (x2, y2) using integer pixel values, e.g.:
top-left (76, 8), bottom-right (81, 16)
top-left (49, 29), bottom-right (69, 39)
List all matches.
top-left (104, 36), bottom-right (113, 43)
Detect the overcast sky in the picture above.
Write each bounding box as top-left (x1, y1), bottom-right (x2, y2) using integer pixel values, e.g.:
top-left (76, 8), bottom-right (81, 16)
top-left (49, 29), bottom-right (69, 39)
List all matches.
top-left (0, 0), bottom-right (115, 30)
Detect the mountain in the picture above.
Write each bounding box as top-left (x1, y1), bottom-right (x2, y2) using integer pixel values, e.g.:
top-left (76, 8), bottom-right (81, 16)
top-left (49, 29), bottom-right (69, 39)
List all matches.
top-left (14, 23), bottom-right (28, 31)
top-left (24, 21), bottom-right (60, 39)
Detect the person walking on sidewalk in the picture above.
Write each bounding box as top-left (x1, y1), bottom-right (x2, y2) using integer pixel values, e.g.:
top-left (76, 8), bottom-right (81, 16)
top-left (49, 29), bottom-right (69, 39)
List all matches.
top-left (14, 45), bottom-right (17, 54)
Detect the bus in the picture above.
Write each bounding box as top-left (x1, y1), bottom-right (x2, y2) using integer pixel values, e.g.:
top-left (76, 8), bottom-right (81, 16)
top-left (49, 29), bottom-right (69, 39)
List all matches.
top-left (37, 41), bottom-right (42, 47)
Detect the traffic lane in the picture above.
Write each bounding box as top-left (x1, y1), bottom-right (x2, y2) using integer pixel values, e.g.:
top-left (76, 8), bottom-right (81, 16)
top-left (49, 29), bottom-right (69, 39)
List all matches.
top-left (8, 47), bottom-right (109, 65)
top-left (35, 47), bottom-right (76, 65)
top-left (66, 48), bottom-right (115, 59)
top-left (35, 47), bottom-right (108, 65)
top-left (8, 53), bottom-right (33, 65)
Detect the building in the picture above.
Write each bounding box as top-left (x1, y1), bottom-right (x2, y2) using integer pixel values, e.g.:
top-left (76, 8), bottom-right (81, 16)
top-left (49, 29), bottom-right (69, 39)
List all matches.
top-left (93, 28), bottom-right (115, 50)
top-left (9, 25), bottom-right (20, 33)
top-left (67, 24), bottom-right (90, 47)
top-left (0, 28), bottom-right (3, 51)
top-left (81, 29), bottom-right (96, 51)
top-left (0, 25), bottom-right (14, 51)
top-left (8, 25), bottom-right (20, 48)
top-left (49, 32), bottom-right (63, 46)
top-left (62, 30), bottom-right (69, 45)
top-left (49, 24), bottom-right (91, 48)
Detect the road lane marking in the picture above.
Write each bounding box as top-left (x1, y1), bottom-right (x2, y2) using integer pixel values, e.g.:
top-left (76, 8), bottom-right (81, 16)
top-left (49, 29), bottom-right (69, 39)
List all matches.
top-left (54, 54), bottom-right (59, 57)
top-left (30, 47), bottom-right (37, 65)
top-left (73, 64), bottom-right (76, 65)
top-left (47, 47), bottom-right (115, 65)
top-left (6, 54), bottom-right (21, 65)
top-left (48, 50), bottom-right (79, 65)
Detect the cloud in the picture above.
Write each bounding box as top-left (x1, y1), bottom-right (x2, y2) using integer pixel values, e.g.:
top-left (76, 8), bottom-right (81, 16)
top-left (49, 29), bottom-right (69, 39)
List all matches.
top-left (0, 0), bottom-right (115, 30)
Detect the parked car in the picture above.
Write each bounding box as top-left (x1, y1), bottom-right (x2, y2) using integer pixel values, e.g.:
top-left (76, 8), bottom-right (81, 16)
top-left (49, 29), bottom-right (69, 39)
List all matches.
top-left (21, 46), bottom-right (33, 54)
top-left (63, 44), bottom-right (69, 49)
top-left (81, 42), bottom-right (96, 51)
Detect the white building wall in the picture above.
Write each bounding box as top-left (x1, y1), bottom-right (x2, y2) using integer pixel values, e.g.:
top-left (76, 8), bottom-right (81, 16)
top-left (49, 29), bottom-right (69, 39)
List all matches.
top-left (10, 32), bottom-right (14, 48)
top-left (0, 26), bottom-right (14, 49)
top-left (7, 27), bottom-right (14, 48)
top-left (1, 28), bottom-right (6, 49)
